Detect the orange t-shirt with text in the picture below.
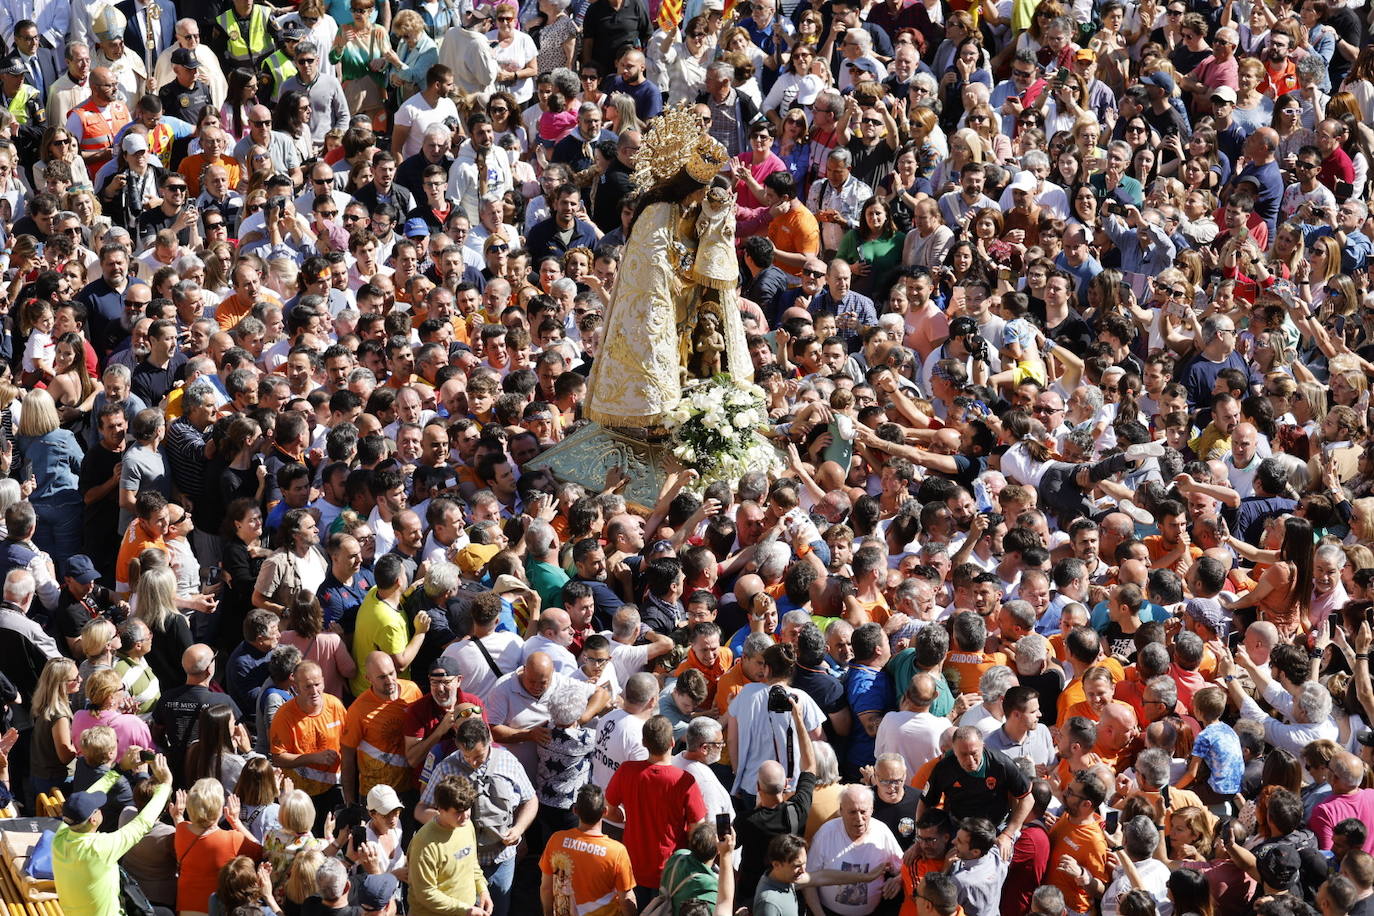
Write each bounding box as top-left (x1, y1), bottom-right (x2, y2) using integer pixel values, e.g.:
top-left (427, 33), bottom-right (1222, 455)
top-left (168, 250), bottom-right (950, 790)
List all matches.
top-left (1047, 816), bottom-right (1110, 915)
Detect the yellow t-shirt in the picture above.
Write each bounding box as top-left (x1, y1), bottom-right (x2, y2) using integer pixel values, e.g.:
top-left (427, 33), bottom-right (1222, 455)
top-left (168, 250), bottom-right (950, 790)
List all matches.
top-left (350, 590), bottom-right (411, 696)
top-left (409, 818), bottom-right (486, 916)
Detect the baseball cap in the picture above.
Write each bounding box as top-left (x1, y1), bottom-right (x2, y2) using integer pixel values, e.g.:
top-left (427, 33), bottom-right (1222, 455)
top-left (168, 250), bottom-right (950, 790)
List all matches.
top-left (1074, 47), bottom-right (1097, 62)
top-left (66, 555), bottom-right (100, 585)
top-left (170, 48), bottom-right (200, 69)
top-left (1211, 85), bottom-right (1237, 104)
top-left (428, 656), bottom-right (462, 679)
top-left (455, 542), bottom-right (500, 578)
top-left (357, 874), bottom-right (399, 911)
top-left (1256, 844), bottom-right (1300, 888)
top-left (403, 218), bottom-right (430, 238)
top-left (63, 789), bottom-right (108, 824)
top-left (1140, 71), bottom-right (1175, 94)
top-left (1009, 170), bottom-right (1038, 193)
top-left (121, 133), bottom-right (149, 154)
top-left (846, 58), bottom-right (881, 77)
top-left (366, 784), bottom-right (403, 814)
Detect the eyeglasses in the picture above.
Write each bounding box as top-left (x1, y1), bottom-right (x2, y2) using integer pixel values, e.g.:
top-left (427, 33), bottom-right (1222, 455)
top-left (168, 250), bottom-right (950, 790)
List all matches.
top-left (497, 15), bottom-right (515, 21)
top-left (250, 119), bottom-right (271, 126)
top-left (580, 72), bottom-right (598, 80)
top-left (1167, 7), bottom-right (1184, 13)
top-left (424, 180), bottom-right (446, 188)
top-left (298, 56), bottom-right (317, 64)
top-left (318, 209), bottom-right (338, 217)
top-left (862, 118), bottom-right (883, 125)
top-left (1032, 405), bottom-right (1063, 414)
top-left (205, 220), bottom-right (225, 229)
top-left (968, 114), bottom-right (988, 123)
top-left (1013, 68), bottom-right (1036, 78)
top-left (1125, 123), bottom-right (1147, 132)
top-left (689, 31), bottom-right (707, 37)
top-left (165, 185), bottom-right (187, 192)
top-left (802, 269), bottom-right (825, 278)
top-left (488, 244), bottom-right (509, 253)
top-left (51, 137), bottom-right (72, 147)
top-left (583, 655), bottom-right (611, 666)
top-left (343, 213), bottom-right (363, 222)
top-left (1295, 161), bottom-right (1319, 170)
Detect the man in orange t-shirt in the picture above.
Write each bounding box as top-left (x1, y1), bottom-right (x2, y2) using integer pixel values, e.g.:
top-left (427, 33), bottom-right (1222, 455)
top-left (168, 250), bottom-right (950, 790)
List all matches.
top-left (271, 660), bottom-right (348, 824)
top-left (943, 611), bottom-right (1007, 696)
top-left (539, 784), bottom-right (636, 916)
top-left (115, 490), bottom-right (171, 598)
top-left (1142, 503), bottom-right (1202, 575)
top-left (753, 172), bottom-right (821, 276)
top-left (674, 622), bottom-right (734, 708)
top-left (1046, 771), bottom-right (1111, 914)
top-left (342, 651), bottom-right (424, 802)
top-left (216, 261), bottom-right (284, 331)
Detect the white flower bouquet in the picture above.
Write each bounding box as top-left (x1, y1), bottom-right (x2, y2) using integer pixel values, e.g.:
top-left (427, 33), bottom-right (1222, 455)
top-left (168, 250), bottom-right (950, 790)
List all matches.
top-left (663, 375), bottom-right (780, 487)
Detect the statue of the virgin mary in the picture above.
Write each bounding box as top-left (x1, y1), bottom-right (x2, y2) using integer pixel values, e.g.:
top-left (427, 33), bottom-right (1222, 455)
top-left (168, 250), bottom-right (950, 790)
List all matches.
top-left (583, 105), bottom-right (754, 431)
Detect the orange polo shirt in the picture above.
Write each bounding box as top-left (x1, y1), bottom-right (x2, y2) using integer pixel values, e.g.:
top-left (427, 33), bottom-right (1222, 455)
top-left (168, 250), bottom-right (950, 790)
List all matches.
top-left (216, 290), bottom-right (284, 331)
top-left (674, 646), bottom-right (735, 708)
top-left (768, 205), bottom-right (821, 276)
top-left (1055, 657), bottom-right (1126, 724)
top-left (115, 523), bottom-right (169, 597)
top-left (178, 153), bottom-right (243, 197)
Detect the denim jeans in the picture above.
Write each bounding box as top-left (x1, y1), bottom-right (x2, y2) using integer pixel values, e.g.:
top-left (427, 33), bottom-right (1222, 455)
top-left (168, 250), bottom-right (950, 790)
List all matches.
top-left (484, 855), bottom-right (516, 916)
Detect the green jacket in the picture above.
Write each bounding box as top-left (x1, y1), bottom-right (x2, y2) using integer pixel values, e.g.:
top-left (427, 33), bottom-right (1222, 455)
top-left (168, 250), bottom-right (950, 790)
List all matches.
top-left (53, 770), bottom-right (171, 916)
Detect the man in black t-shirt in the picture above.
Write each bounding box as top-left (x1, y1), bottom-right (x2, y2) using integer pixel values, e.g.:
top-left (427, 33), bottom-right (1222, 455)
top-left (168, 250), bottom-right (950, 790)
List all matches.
top-left (78, 404), bottom-right (128, 585)
top-left (917, 727), bottom-right (1033, 860)
top-left (151, 643), bottom-right (242, 783)
top-left (869, 753), bottom-right (920, 850)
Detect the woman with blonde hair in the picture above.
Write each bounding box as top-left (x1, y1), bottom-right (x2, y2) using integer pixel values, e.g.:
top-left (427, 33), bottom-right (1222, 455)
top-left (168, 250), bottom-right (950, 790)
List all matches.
top-left (381, 9), bottom-right (438, 102)
top-left (77, 618), bottom-right (120, 686)
top-left (1300, 235), bottom-right (1343, 301)
top-left (29, 657), bottom-right (79, 797)
top-left (329, 0), bottom-right (392, 122)
top-left (176, 777), bottom-right (263, 916)
top-left (966, 102), bottom-right (1013, 164)
top-left (134, 566), bottom-right (194, 690)
top-left (1268, 222), bottom-right (1306, 278)
top-left (603, 92), bottom-right (642, 135)
top-left (70, 667), bottom-right (153, 759)
top-left (15, 387), bottom-right (82, 569)
top-left (1232, 57), bottom-right (1275, 133)
top-left (202, 241), bottom-right (236, 301)
top-left (283, 849), bottom-right (327, 914)
top-left (1166, 805), bottom-right (1214, 862)
top-left (930, 127), bottom-right (984, 193)
top-left (263, 790), bottom-right (337, 895)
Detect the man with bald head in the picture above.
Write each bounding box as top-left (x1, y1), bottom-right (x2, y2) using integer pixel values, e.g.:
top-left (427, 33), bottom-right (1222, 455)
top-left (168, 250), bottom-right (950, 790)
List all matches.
top-left (272, 660), bottom-right (349, 828)
top-left (342, 651), bottom-right (424, 805)
top-left (232, 103), bottom-right (304, 182)
top-left (152, 643), bottom-right (244, 781)
top-left (1094, 702), bottom-right (1140, 770)
top-left (1225, 422), bottom-right (1261, 495)
top-left (67, 66), bottom-right (130, 176)
top-left (522, 608), bottom-right (578, 673)
top-left (875, 672), bottom-right (947, 774)
top-left (1237, 126), bottom-right (1284, 233)
top-left (487, 651), bottom-right (610, 778)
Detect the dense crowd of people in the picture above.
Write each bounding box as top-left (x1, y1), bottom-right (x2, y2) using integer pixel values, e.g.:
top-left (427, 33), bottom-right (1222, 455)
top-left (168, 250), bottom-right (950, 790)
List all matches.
top-left (4, 0), bottom-right (1374, 916)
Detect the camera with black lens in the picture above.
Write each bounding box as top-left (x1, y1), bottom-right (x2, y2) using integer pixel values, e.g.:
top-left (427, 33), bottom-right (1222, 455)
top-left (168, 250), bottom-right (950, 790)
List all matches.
top-left (268, 195), bottom-right (288, 212)
top-left (767, 684), bottom-right (793, 713)
top-left (966, 332), bottom-right (989, 363)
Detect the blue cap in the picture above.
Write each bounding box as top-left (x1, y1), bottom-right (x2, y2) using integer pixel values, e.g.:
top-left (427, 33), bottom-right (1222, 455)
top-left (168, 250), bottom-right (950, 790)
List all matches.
top-left (357, 873), bottom-right (399, 911)
top-left (403, 218), bottom-right (430, 238)
top-left (66, 555), bottom-right (99, 585)
top-left (62, 789), bottom-right (107, 824)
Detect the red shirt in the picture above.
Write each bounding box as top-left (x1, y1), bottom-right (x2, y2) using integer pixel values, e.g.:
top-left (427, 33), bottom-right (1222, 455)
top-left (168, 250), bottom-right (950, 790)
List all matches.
top-left (401, 691), bottom-right (487, 780)
top-left (1000, 821), bottom-right (1051, 915)
top-left (1320, 147), bottom-right (1356, 190)
top-left (605, 761), bottom-right (706, 888)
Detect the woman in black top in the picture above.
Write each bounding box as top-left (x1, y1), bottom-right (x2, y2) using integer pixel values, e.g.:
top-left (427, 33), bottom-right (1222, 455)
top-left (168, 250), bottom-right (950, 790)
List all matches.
top-left (198, 415), bottom-right (267, 547)
top-left (219, 497), bottom-right (268, 655)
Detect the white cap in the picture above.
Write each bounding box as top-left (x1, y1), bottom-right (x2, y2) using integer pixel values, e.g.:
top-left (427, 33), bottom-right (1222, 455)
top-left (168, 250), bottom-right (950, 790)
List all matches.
top-left (121, 133), bottom-right (148, 154)
top-left (1009, 170), bottom-right (1038, 192)
top-left (366, 784), bottom-right (403, 813)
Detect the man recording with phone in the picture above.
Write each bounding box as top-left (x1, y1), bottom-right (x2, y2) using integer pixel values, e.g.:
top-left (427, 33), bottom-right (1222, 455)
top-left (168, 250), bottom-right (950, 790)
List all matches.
top-left (135, 171), bottom-right (201, 250)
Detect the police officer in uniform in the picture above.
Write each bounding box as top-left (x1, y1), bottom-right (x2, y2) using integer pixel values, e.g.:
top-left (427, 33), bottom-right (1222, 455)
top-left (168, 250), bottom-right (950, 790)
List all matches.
top-left (258, 24), bottom-right (302, 104)
top-left (156, 47), bottom-right (211, 121)
top-left (0, 56), bottom-right (46, 167)
top-left (212, 0), bottom-right (281, 71)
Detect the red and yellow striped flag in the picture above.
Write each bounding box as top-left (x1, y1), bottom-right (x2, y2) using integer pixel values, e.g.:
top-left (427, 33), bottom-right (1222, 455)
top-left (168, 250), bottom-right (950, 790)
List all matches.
top-left (658, 0), bottom-right (683, 32)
